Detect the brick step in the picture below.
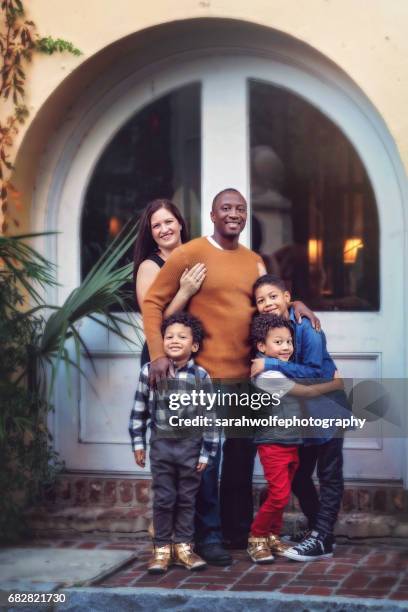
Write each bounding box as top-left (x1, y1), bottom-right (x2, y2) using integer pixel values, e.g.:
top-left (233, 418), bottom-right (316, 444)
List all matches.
top-left (39, 474), bottom-right (408, 514)
top-left (26, 506), bottom-right (408, 539)
top-left (27, 473), bottom-right (408, 539)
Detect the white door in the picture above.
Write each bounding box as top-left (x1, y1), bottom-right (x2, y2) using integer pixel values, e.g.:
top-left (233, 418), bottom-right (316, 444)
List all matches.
top-left (48, 54), bottom-right (404, 481)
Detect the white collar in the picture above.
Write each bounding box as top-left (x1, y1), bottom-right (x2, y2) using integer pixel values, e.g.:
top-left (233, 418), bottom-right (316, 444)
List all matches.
top-left (206, 236), bottom-right (224, 250)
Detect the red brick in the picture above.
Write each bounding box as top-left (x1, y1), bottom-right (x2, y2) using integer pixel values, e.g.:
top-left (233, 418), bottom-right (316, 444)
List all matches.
top-left (56, 478), bottom-right (71, 501)
top-left (119, 481), bottom-right (133, 504)
top-left (280, 586), bottom-right (308, 594)
top-left (336, 590), bottom-right (368, 598)
top-left (89, 480), bottom-right (103, 504)
top-left (391, 490), bottom-right (406, 511)
top-left (264, 573), bottom-right (298, 587)
top-left (341, 489), bottom-right (356, 512)
top-left (203, 585), bottom-right (227, 590)
top-left (342, 572), bottom-right (372, 589)
top-left (78, 542), bottom-right (98, 549)
top-left (390, 593), bottom-right (408, 601)
top-left (234, 576), bottom-right (266, 587)
top-left (104, 480), bottom-right (117, 504)
top-left (135, 481), bottom-right (151, 503)
top-left (184, 575), bottom-right (231, 584)
top-left (357, 489), bottom-right (371, 511)
top-left (372, 489), bottom-right (387, 512)
top-left (299, 562), bottom-right (332, 575)
top-left (74, 479), bottom-right (88, 504)
top-left (307, 587), bottom-right (334, 596)
top-left (370, 576), bottom-right (399, 589)
top-left (364, 553), bottom-right (389, 566)
top-left (231, 585), bottom-right (271, 591)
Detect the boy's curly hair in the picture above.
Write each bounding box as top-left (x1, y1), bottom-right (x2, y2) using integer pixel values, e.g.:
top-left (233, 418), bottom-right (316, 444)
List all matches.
top-left (250, 314), bottom-right (293, 351)
top-left (161, 311), bottom-right (205, 348)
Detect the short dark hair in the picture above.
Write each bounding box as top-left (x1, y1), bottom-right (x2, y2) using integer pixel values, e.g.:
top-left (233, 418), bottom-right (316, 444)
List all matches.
top-left (250, 314), bottom-right (293, 350)
top-left (211, 188), bottom-right (245, 210)
top-left (252, 274), bottom-right (287, 301)
top-left (161, 311), bottom-right (205, 348)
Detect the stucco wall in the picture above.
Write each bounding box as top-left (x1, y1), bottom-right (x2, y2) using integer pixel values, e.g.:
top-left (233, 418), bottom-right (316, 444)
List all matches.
top-left (4, 0), bottom-right (408, 230)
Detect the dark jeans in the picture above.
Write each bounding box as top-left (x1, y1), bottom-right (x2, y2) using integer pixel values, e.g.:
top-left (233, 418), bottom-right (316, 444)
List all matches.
top-left (220, 437), bottom-right (257, 542)
top-left (195, 445), bottom-right (223, 545)
top-left (292, 437), bottom-right (344, 538)
top-left (195, 382), bottom-right (257, 547)
top-left (195, 438), bottom-right (257, 545)
top-left (150, 436), bottom-right (202, 545)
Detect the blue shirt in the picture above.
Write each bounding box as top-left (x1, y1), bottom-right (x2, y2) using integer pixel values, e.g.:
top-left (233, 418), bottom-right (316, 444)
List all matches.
top-left (264, 307), bottom-right (336, 380)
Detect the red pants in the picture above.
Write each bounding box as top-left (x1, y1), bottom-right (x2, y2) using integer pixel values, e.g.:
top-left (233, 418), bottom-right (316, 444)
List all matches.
top-left (251, 444), bottom-right (299, 537)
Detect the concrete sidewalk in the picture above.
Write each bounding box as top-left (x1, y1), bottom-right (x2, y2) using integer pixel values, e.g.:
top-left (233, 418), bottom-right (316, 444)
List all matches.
top-left (1, 536), bottom-right (408, 610)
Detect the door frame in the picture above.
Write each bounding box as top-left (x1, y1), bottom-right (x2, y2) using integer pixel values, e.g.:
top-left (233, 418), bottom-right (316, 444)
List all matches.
top-left (31, 33), bottom-right (408, 483)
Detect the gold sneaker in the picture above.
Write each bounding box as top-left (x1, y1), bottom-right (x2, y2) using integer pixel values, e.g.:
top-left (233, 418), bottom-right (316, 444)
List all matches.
top-left (268, 534), bottom-right (292, 556)
top-left (173, 542), bottom-right (207, 571)
top-left (147, 544), bottom-right (172, 574)
top-left (247, 536), bottom-right (274, 564)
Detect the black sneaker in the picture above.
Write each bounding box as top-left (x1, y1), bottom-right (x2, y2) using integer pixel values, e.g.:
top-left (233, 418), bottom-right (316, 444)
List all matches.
top-left (195, 543), bottom-right (232, 566)
top-left (283, 531), bottom-right (334, 562)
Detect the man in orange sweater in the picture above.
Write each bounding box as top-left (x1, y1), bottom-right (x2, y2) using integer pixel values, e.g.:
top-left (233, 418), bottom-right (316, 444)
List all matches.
top-left (142, 188), bottom-right (315, 565)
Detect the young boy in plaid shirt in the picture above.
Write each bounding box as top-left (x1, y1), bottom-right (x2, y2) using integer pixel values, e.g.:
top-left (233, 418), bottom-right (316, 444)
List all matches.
top-left (129, 312), bottom-right (218, 574)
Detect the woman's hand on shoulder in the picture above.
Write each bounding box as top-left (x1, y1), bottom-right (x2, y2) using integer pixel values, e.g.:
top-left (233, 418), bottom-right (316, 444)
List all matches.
top-left (179, 263), bottom-right (207, 298)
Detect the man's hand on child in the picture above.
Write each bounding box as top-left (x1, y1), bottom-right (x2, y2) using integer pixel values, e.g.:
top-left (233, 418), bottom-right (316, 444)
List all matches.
top-left (196, 462), bottom-right (207, 472)
top-left (134, 450), bottom-right (146, 468)
top-left (251, 358), bottom-right (265, 378)
top-left (148, 356), bottom-right (175, 390)
top-left (292, 300), bottom-right (321, 331)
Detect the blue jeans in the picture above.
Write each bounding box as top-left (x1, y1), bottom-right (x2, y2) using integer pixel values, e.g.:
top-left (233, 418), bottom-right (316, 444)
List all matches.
top-left (194, 445), bottom-right (223, 545)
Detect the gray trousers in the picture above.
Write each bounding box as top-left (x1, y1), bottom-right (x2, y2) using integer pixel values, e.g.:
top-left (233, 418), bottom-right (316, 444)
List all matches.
top-left (150, 436), bottom-right (202, 545)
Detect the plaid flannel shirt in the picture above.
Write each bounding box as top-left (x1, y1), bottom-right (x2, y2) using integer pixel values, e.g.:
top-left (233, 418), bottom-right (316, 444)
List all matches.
top-left (129, 358), bottom-right (219, 464)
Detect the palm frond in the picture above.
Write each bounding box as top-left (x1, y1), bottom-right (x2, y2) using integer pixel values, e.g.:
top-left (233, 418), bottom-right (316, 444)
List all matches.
top-left (38, 223), bottom-right (141, 395)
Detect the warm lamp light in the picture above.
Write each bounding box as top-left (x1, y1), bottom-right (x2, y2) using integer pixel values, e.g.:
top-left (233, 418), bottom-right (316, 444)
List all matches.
top-left (344, 238), bottom-right (363, 264)
top-left (108, 216), bottom-right (122, 237)
top-left (308, 239), bottom-right (323, 264)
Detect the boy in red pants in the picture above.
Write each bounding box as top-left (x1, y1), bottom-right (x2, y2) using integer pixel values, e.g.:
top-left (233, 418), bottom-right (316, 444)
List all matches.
top-left (248, 314), bottom-right (342, 563)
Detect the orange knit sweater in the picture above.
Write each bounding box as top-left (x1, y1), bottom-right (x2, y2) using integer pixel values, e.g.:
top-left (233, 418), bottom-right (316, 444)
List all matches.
top-left (142, 237), bottom-right (263, 379)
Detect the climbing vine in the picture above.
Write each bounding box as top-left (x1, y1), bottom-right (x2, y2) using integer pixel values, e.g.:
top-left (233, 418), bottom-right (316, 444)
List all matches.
top-left (0, 0), bottom-right (81, 232)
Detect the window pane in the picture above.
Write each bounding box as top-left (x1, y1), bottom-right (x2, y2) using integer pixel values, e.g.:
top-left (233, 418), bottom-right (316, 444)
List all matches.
top-left (81, 83), bottom-right (201, 301)
top-left (249, 80), bottom-right (379, 311)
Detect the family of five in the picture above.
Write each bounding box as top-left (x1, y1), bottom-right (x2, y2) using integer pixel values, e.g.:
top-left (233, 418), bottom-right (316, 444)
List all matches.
top-left (129, 189), bottom-right (348, 574)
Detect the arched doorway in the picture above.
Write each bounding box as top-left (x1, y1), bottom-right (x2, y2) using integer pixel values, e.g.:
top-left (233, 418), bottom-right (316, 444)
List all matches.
top-left (33, 23), bottom-right (406, 482)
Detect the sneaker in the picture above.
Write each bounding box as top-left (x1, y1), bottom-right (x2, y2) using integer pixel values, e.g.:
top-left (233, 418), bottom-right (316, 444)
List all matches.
top-left (147, 544), bottom-right (172, 574)
top-left (282, 527), bottom-right (311, 544)
top-left (173, 543), bottom-right (207, 571)
top-left (195, 543), bottom-right (232, 566)
top-left (247, 536), bottom-right (275, 564)
top-left (283, 531), bottom-right (334, 562)
top-left (267, 534), bottom-right (292, 556)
